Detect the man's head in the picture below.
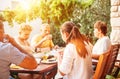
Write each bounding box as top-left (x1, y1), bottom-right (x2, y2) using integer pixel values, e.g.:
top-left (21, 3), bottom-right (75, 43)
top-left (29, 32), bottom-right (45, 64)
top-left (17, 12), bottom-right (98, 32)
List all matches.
top-left (40, 23), bottom-right (50, 36)
top-left (93, 21), bottom-right (107, 38)
top-left (19, 23), bottom-right (32, 40)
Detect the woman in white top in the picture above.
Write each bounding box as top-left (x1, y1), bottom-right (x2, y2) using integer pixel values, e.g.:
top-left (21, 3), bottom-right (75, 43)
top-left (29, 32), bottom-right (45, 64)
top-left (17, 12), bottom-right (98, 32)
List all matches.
top-left (92, 21), bottom-right (111, 61)
top-left (56, 21), bottom-right (93, 79)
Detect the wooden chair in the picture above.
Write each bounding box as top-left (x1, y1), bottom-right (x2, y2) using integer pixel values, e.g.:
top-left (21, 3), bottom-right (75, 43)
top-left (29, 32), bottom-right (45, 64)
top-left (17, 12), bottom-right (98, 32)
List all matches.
top-left (112, 44), bottom-right (120, 77)
top-left (93, 44), bottom-right (119, 79)
top-left (103, 45), bottom-right (119, 78)
top-left (114, 59), bottom-right (120, 77)
top-left (104, 44), bottom-right (119, 77)
top-left (93, 51), bottom-right (110, 79)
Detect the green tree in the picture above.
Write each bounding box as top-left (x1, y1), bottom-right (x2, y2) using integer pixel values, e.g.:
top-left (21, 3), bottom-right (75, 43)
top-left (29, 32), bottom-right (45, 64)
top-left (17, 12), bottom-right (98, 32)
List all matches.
top-left (2, 0), bottom-right (94, 46)
top-left (34, 0), bottom-right (94, 46)
top-left (2, 0), bottom-right (94, 25)
top-left (0, 12), bottom-right (5, 21)
top-left (2, 9), bottom-right (15, 26)
top-left (72, 0), bottom-right (111, 44)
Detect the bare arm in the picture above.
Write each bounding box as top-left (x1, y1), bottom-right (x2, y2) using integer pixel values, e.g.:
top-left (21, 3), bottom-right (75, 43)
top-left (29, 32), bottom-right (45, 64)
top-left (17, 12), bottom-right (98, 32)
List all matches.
top-left (34, 37), bottom-right (46, 48)
top-left (7, 35), bottom-right (31, 55)
top-left (19, 55), bottom-right (37, 69)
top-left (6, 34), bottom-right (37, 69)
top-left (88, 41), bottom-right (93, 50)
top-left (32, 34), bottom-right (52, 48)
top-left (15, 38), bottom-right (34, 53)
top-left (92, 54), bottom-right (100, 60)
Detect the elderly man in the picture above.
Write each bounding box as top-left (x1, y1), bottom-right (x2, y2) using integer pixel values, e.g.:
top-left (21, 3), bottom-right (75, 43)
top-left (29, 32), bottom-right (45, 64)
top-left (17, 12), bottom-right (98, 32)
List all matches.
top-left (31, 23), bottom-right (54, 52)
top-left (0, 20), bottom-right (37, 79)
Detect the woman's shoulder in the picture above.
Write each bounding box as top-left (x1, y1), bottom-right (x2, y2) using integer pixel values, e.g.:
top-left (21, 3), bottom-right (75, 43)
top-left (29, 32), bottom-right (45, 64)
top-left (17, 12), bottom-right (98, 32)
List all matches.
top-left (66, 43), bottom-right (76, 50)
top-left (100, 36), bottom-right (111, 43)
top-left (64, 43), bottom-right (76, 56)
top-left (102, 36), bottom-right (110, 40)
top-left (99, 36), bottom-right (111, 46)
top-left (97, 36), bottom-right (109, 42)
top-left (67, 43), bottom-right (75, 47)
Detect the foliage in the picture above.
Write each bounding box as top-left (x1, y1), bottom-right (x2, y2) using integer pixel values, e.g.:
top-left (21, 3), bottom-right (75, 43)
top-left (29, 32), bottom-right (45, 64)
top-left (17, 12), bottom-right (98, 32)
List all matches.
top-left (106, 75), bottom-right (115, 79)
top-left (80, 0), bottom-right (95, 9)
top-left (50, 25), bottom-right (65, 46)
top-left (2, 9), bottom-right (15, 26)
top-left (0, 12), bottom-right (5, 21)
top-left (1, 0), bottom-right (94, 24)
top-left (13, 7), bottom-right (27, 24)
top-left (72, 0), bottom-right (111, 44)
top-left (34, 0), bottom-right (94, 45)
top-left (2, 0), bottom-right (93, 46)
top-left (2, 0), bottom-right (112, 46)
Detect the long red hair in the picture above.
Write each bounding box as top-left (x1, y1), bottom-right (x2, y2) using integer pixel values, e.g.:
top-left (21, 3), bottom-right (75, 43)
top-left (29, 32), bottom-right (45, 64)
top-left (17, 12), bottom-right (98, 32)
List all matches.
top-left (61, 21), bottom-right (88, 58)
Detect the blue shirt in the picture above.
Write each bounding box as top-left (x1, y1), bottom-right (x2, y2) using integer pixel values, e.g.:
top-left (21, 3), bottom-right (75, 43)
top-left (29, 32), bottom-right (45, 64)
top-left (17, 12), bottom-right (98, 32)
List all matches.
top-left (0, 42), bottom-right (25, 79)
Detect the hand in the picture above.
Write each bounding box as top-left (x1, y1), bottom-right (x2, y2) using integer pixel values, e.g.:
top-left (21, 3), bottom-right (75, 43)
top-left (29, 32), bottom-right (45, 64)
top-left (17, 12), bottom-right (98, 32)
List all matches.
top-left (4, 34), bottom-right (20, 48)
top-left (3, 34), bottom-right (9, 43)
top-left (54, 45), bottom-right (59, 50)
top-left (5, 34), bottom-right (15, 43)
top-left (43, 34), bottom-right (52, 41)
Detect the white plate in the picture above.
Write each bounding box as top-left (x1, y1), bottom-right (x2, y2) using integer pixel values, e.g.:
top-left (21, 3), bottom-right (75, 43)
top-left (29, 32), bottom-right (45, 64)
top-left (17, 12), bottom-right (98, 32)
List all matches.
top-left (35, 58), bottom-right (41, 64)
top-left (41, 59), bottom-right (57, 64)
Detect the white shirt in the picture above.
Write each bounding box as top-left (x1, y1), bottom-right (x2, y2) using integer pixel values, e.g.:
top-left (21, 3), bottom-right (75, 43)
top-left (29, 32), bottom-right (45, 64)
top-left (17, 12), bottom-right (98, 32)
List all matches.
top-left (0, 42), bottom-right (25, 79)
top-left (92, 36), bottom-right (111, 55)
top-left (58, 43), bottom-right (93, 79)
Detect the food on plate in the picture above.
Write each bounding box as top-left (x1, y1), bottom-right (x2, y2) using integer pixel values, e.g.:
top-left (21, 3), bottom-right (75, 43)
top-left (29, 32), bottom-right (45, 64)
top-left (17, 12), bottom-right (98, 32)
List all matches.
top-left (41, 54), bottom-right (56, 61)
top-left (10, 64), bottom-right (22, 69)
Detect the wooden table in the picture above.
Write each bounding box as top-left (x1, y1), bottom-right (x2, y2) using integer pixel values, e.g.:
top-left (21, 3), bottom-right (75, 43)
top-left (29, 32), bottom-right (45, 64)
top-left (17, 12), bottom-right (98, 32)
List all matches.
top-left (10, 63), bottom-right (57, 79)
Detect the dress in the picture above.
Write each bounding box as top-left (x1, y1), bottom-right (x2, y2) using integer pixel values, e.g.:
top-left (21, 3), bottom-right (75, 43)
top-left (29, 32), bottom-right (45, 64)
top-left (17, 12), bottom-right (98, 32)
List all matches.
top-left (58, 43), bottom-right (93, 79)
top-left (0, 42), bottom-right (26, 79)
top-left (92, 36), bottom-right (111, 55)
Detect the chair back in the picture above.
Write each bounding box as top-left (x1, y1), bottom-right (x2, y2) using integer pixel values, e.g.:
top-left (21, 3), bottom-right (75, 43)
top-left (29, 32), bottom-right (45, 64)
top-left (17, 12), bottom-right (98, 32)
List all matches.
top-left (105, 44), bottom-right (120, 75)
top-left (93, 51), bottom-right (110, 79)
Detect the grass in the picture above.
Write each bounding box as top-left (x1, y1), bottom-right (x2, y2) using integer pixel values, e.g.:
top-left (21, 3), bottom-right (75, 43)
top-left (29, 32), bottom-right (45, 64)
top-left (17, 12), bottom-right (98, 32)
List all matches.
top-left (106, 68), bottom-right (120, 79)
top-left (117, 71), bottom-right (120, 78)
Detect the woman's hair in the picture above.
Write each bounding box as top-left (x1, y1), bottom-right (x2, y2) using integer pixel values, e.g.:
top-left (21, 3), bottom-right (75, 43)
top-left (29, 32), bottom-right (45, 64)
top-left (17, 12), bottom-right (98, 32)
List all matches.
top-left (61, 21), bottom-right (88, 58)
top-left (19, 23), bottom-right (32, 32)
top-left (94, 21), bottom-right (107, 35)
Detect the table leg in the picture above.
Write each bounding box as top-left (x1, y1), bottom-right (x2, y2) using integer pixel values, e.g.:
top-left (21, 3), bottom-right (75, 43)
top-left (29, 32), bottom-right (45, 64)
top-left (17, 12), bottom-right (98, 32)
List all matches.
top-left (44, 67), bottom-right (57, 79)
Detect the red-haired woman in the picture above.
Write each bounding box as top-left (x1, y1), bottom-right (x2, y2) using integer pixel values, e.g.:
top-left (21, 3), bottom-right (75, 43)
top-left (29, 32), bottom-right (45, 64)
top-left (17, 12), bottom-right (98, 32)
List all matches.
top-left (56, 21), bottom-right (93, 79)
